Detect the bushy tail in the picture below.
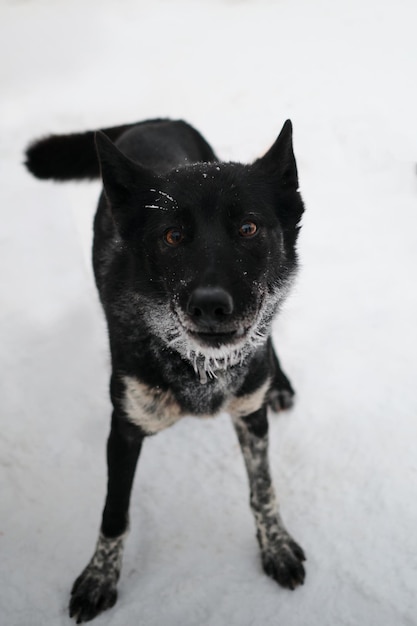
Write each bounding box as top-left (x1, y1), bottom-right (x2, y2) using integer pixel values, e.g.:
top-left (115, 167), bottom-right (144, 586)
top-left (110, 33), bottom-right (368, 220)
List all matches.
top-left (25, 119), bottom-right (166, 181)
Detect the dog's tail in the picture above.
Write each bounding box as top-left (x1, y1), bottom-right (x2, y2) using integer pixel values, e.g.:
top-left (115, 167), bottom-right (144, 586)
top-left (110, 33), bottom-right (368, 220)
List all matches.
top-left (25, 119), bottom-right (166, 181)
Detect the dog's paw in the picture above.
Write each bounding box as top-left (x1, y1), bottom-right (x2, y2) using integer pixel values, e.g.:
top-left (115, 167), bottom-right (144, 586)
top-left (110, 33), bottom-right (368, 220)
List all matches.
top-left (267, 387), bottom-right (295, 413)
top-left (69, 565), bottom-right (118, 623)
top-left (261, 536), bottom-right (306, 590)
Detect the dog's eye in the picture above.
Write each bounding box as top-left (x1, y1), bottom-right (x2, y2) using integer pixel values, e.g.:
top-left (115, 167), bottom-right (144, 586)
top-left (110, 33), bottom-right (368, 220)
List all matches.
top-left (239, 221), bottom-right (258, 238)
top-left (164, 228), bottom-right (184, 247)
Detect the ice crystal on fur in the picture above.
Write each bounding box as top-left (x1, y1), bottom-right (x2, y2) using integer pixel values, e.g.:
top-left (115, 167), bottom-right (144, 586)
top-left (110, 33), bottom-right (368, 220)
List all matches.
top-left (149, 188), bottom-right (178, 208)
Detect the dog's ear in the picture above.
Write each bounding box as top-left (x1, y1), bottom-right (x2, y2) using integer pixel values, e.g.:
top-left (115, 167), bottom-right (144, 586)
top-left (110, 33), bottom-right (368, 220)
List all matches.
top-left (95, 131), bottom-right (153, 237)
top-left (255, 120), bottom-right (298, 189)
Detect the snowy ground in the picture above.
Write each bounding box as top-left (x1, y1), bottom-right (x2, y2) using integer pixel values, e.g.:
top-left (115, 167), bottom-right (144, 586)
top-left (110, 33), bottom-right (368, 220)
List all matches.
top-left (1, 0), bottom-right (417, 624)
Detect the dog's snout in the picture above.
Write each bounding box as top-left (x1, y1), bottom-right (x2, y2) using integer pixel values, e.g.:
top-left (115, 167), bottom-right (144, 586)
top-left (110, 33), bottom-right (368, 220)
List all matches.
top-left (187, 287), bottom-right (234, 322)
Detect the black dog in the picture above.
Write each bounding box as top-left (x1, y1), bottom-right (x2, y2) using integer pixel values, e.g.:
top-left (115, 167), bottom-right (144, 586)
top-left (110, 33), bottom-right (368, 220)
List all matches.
top-left (26, 118), bottom-right (306, 623)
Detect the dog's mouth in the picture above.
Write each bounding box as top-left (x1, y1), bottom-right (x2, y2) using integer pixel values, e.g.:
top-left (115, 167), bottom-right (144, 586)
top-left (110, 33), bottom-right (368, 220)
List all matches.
top-left (164, 300), bottom-right (272, 383)
top-left (189, 326), bottom-right (246, 348)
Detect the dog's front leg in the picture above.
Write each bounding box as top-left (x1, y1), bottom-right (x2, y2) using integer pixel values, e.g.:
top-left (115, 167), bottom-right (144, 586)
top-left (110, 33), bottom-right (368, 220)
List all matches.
top-left (267, 342), bottom-right (296, 412)
top-left (69, 412), bottom-right (144, 623)
top-left (232, 406), bottom-right (306, 589)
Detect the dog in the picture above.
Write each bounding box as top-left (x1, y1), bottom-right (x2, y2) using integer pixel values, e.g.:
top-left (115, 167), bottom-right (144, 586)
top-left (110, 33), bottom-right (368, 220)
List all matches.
top-left (25, 118), bottom-right (306, 623)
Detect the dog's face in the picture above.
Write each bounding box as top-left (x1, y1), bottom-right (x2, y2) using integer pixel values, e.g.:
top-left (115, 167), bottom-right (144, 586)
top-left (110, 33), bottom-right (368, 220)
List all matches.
top-left (96, 122), bottom-right (304, 375)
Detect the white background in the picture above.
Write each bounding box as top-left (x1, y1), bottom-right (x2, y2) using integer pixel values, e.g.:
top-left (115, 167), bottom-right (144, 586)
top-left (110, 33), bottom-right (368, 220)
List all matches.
top-left (1, 0), bottom-right (417, 624)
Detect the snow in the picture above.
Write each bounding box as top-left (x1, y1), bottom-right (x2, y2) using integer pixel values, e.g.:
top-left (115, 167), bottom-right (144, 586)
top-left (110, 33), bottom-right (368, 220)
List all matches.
top-left (1, 0), bottom-right (417, 624)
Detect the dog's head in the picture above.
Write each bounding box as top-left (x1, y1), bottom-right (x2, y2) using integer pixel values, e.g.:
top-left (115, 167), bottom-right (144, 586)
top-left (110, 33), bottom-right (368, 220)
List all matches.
top-left (96, 122), bottom-right (304, 379)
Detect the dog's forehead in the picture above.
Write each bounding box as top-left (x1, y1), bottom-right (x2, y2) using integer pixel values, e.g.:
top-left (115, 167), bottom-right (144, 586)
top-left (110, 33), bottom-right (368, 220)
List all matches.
top-left (159, 162), bottom-right (254, 208)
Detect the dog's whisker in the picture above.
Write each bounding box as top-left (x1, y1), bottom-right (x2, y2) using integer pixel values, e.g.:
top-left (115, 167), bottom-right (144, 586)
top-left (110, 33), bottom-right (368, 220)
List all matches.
top-left (144, 204), bottom-right (169, 211)
top-left (149, 188), bottom-right (178, 209)
top-left (167, 336), bottom-right (183, 347)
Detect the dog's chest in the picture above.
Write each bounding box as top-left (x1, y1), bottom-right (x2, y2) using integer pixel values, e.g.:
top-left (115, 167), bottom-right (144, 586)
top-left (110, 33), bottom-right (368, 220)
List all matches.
top-left (122, 374), bottom-right (269, 435)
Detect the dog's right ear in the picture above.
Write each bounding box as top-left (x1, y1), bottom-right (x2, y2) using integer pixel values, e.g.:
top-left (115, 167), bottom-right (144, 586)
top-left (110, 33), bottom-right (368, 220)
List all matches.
top-left (95, 131), bottom-right (153, 237)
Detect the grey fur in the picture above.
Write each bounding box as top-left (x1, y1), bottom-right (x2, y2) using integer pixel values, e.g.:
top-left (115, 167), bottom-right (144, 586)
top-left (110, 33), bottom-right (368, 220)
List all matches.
top-left (231, 414), bottom-right (306, 589)
top-left (70, 533), bottom-right (126, 623)
top-left (166, 269), bottom-right (295, 378)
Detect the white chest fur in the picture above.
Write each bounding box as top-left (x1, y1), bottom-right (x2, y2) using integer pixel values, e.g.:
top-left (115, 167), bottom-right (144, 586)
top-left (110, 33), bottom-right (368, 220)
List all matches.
top-left (122, 375), bottom-right (270, 435)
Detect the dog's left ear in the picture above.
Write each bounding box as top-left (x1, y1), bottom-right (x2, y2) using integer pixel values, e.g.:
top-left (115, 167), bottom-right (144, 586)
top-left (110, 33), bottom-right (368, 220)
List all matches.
top-left (255, 120), bottom-right (298, 189)
top-left (95, 131), bottom-right (152, 204)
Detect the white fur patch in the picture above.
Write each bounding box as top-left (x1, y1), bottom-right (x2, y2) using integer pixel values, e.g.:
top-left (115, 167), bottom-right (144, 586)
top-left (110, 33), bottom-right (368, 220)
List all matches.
top-left (123, 376), bottom-right (183, 434)
top-left (227, 379), bottom-right (270, 418)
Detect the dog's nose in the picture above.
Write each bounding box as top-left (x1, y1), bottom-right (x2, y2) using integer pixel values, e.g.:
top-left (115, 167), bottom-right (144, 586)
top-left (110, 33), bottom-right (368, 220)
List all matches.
top-left (187, 287), bottom-right (234, 323)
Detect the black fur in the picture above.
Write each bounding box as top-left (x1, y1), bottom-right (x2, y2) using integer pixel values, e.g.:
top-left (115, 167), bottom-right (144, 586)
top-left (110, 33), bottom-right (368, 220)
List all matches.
top-left (25, 118), bottom-right (305, 622)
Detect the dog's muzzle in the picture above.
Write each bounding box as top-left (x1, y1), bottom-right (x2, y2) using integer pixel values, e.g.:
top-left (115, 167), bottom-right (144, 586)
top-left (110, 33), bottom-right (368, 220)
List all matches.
top-left (186, 287), bottom-right (243, 347)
